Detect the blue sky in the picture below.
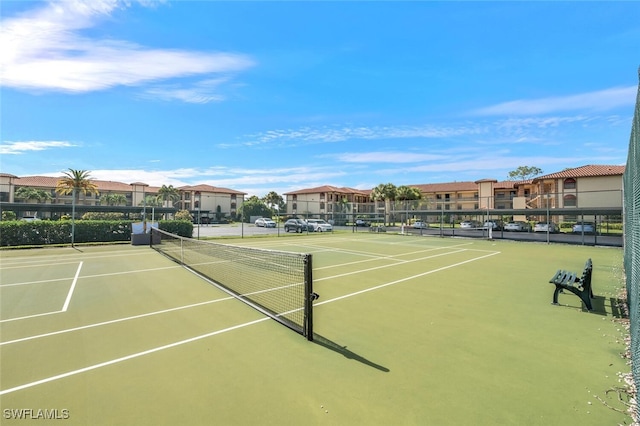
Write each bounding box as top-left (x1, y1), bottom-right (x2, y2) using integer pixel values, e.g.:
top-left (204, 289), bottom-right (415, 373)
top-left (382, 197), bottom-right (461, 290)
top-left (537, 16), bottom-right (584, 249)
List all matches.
top-left (1, 0), bottom-right (638, 197)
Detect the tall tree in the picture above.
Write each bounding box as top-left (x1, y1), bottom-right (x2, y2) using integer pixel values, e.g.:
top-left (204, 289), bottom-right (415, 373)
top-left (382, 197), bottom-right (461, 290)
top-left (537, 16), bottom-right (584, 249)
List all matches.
top-left (55, 169), bottom-right (99, 246)
top-left (100, 193), bottom-right (127, 206)
top-left (55, 169), bottom-right (99, 204)
top-left (508, 166), bottom-right (543, 181)
top-left (15, 187), bottom-right (52, 203)
top-left (156, 185), bottom-right (180, 208)
top-left (262, 191), bottom-right (284, 213)
top-left (139, 195), bottom-right (163, 207)
top-left (370, 183), bottom-right (397, 225)
top-left (396, 185), bottom-right (422, 224)
top-left (239, 196), bottom-right (272, 222)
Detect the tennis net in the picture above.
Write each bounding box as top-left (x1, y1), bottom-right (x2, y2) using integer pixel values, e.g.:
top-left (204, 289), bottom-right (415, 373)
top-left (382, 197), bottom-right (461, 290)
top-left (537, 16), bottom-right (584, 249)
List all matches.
top-left (150, 227), bottom-right (316, 341)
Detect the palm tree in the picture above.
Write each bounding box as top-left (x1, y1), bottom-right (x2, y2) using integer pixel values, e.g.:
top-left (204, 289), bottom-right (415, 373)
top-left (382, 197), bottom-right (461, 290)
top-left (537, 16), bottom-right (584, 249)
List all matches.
top-left (15, 187), bottom-right (52, 203)
top-left (157, 185), bottom-right (180, 219)
top-left (370, 183), bottom-right (397, 225)
top-left (139, 195), bottom-right (163, 207)
top-left (396, 185), bottom-right (423, 224)
top-left (262, 191), bottom-right (284, 216)
top-left (100, 193), bottom-right (127, 206)
top-left (55, 169), bottom-right (99, 246)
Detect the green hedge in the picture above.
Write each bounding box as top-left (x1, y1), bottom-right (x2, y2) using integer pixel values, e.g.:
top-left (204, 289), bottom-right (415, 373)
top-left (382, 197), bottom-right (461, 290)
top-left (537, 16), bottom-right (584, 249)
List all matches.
top-left (0, 220), bottom-right (193, 247)
top-left (158, 220), bottom-right (193, 238)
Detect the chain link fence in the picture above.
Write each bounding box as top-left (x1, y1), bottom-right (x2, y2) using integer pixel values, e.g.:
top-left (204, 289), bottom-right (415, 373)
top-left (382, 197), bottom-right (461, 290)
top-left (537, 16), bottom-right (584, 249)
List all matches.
top-left (624, 68), bottom-right (640, 422)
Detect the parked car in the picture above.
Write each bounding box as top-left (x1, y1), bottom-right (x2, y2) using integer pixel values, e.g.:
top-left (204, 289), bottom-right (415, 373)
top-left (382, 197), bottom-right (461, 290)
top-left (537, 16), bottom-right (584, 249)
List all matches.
top-left (504, 221), bottom-right (531, 232)
top-left (412, 221), bottom-right (428, 229)
top-left (20, 217), bottom-right (41, 222)
top-left (483, 220), bottom-right (503, 230)
top-left (306, 219), bottom-right (333, 232)
top-left (255, 218), bottom-right (276, 228)
top-left (460, 220), bottom-right (480, 229)
top-left (534, 222), bottom-right (559, 233)
top-left (284, 218), bottom-right (309, 233)
top-left (572, 222), bottom-right (595, 234)
top-left (355, 219), bottom-right (370, 227)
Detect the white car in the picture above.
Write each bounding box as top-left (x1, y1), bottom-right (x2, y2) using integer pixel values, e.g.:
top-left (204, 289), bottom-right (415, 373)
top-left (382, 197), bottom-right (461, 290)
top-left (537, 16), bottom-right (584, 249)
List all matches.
top-left (412, 221), bottom-right (428, 229)
top-left (460, 220), bottom-right (480, 229)
top-left (255, 218), bottom-right (276, 228)
top-left (534, 222), bottom-right (559, 233)
top-left (504, 221), bottom-right (531, 232)
top-left (483, 220), bottom-right (503, 230)
top-left (306, 219), bottom-right (333, 232)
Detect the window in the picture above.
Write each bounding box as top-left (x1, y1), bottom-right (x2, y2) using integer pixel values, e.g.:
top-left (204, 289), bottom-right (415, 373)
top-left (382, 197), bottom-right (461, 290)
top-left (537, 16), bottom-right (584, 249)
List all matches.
top-left (564, 194), bottom-right (577, 207)
top-left (564, 178), bottom-right (576, 189)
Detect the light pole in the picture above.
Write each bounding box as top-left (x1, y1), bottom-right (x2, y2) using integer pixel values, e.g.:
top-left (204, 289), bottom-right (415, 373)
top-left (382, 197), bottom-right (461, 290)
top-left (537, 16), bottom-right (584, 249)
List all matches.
top-left (71, 187), bottom-right (76, 247)
top-left (546, 193), bottom-right (551, 244)
top-left (195, 191), bottom-right (201, 239)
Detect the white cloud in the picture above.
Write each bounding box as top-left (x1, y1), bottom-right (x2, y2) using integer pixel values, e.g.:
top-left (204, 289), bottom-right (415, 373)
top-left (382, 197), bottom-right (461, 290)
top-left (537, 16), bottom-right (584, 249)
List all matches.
top-left (0, 0), bottom-right (254, 96)
top-left (473, 86), bottom-right (637, 116)
top-left (332, 151), bottom-right (447, 164)
top-left (235, 124), bottom-right (485, 147)
top-left (141, 78), bottom-right (229, 103)
top-left (0, 140), bottom-right (76, 155)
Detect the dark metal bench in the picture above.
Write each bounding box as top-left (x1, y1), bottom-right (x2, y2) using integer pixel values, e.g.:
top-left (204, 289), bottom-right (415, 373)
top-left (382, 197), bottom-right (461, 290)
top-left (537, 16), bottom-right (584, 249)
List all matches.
top-left (549, 259), bottom-right (594, 310)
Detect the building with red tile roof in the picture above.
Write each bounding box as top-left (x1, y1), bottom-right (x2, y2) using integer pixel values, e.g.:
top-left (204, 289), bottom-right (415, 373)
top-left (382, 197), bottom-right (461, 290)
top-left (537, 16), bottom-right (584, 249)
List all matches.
top-left (0, 174), bottom-right (246, 221)
top-left (282, 164), bottom-right (624, 222)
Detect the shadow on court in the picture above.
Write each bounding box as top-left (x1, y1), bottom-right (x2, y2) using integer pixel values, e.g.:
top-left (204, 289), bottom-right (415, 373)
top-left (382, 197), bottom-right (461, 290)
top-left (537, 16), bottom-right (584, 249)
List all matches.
top-left (552, 294), bottom-right (628, 319)
top-left (313, 334), bottom-right (390, 372)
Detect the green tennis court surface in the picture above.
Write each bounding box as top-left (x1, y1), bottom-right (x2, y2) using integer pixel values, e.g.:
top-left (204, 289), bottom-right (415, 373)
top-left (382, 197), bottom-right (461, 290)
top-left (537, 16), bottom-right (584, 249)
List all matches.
top-left (0, 234), bottom-right (630, 425)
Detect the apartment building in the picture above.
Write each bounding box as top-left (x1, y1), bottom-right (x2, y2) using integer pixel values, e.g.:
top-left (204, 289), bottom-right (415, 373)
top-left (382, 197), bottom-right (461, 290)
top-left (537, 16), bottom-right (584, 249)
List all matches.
top-left (282, 164), bottom-right (624, 221)
top-left (0, 174), bottom-right (245, 221)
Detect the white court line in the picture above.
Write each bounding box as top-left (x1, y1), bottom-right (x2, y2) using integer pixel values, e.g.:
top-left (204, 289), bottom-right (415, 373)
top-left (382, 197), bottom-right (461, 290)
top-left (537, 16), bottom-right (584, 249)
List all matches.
top-left (0, 260), bottom-right (88, 271)
top-left (61, 262), bottom-right (82, 312)
top-left (312, 245), bottom-right (464, 270)
top-left (0, 317), bottom-right (270, 397)
top-left (0, 311), bottom-right (64, 324)
top-left (315, 248), bottom-right (469, 282)
top-left (0, 297), bottom-right (234, 346)
top-left (316, 250), bottom-right (501, 305)
top-left (1, 266), bottom-right (180, 288)
top-left (0, 262), bottom-right (83, 323)
top-left (0, 249), bottom-right (153, 267)
top-left (0, 247), bottom-right (500, 396)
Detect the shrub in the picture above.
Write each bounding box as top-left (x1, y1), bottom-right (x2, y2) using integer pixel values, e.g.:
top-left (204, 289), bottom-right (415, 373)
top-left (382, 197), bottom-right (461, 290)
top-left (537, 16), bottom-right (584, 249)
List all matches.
top-left (2, 211), bottom-right (17, 221)
top-left (159, 220), bottom-right (193, 238)
top-left (82, 212), bottom-right (125, 220)
top-left (0, 219), bottom-right (193, 246)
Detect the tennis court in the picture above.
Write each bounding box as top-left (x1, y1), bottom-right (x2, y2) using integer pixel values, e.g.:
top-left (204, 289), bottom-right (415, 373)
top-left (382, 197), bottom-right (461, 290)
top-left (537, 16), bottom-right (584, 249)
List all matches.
top-left (0, 233), bottom-right (630, 425)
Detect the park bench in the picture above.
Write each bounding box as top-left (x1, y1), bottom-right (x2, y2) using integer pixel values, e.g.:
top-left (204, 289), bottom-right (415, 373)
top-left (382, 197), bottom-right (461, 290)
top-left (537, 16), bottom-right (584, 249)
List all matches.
top-left (549, 259), bottom-right (594, 310)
